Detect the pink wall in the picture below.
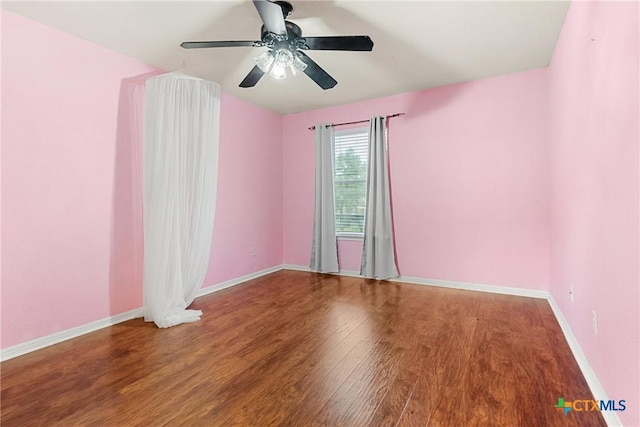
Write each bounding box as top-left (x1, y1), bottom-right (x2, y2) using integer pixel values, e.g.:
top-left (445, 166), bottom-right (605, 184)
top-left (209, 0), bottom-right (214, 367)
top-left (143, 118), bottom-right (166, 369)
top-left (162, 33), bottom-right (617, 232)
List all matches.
top-left (1, 11), bottom-right (283, 349)
top-left (283, 70), bottom-right (550, 290)
top-left (2, 11), bottom-right (158, 348)
top-left (548, 2), bottom-right (639, 425)
top-left (204, 93), bottom-right (282, 286)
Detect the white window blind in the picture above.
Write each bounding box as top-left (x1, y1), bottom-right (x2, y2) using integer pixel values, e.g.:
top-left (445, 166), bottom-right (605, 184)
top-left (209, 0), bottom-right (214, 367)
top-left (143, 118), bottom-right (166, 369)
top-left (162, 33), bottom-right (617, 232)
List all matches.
top-left (334, 127), bottom-right (369, 236)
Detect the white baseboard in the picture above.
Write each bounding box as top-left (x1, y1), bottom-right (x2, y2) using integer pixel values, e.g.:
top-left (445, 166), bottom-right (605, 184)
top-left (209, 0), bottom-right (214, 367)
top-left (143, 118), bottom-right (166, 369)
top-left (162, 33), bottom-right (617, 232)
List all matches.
top-left (197, 265), bottom-right (284, 298)
top-left (547, 295), bottom-right (623, 427)
top-left (282, 264), bottom-right (548, 299)
top-left (281, 264), bottom-right (310, 272)
top-left (1, 307), bottom-right (143, 362)
top-left (393, 274), bottom-right (549, 299)
top-left (1, 265), bottom-right (283, 362)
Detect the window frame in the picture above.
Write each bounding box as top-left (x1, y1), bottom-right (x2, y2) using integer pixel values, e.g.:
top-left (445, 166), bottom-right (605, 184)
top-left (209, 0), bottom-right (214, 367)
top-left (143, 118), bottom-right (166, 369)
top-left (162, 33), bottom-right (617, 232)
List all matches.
top-left (333, 126), bottom-right (369, 239)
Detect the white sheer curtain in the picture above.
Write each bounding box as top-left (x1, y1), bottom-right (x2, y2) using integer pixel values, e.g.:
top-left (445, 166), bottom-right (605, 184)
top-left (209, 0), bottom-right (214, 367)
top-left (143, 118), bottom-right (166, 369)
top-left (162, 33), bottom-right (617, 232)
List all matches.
top-left (360, 116), bottom-right (399, 279)
top-left (310, 124), bottom-right (339, 273)
top-left (142, 72), bottom-right (220, 328)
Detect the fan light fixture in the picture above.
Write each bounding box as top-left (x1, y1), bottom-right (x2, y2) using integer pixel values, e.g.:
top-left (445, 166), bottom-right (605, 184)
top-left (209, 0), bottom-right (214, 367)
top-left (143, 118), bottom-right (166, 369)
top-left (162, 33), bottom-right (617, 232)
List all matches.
top-left (254, 51), bottom-right (275, 73)
top-left (254, 48), bottom-right (307, 80)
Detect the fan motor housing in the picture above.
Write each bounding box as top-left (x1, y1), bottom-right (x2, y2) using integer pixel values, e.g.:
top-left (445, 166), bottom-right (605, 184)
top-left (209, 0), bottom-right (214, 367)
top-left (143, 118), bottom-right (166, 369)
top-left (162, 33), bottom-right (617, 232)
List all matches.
top-left (260, 21), bottom-right (302, 42)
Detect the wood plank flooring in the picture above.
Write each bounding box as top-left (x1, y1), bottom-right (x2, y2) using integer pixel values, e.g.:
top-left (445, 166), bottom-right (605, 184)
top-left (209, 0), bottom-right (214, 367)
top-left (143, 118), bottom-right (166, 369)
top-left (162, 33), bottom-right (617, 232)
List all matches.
top-left (1, 270), bottom-right (605, 426)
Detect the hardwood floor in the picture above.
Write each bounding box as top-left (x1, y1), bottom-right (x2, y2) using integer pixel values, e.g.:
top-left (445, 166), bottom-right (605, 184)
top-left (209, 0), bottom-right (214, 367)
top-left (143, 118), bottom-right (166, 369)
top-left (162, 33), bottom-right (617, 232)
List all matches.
top-left (1, 270), bottom-right (605, 426)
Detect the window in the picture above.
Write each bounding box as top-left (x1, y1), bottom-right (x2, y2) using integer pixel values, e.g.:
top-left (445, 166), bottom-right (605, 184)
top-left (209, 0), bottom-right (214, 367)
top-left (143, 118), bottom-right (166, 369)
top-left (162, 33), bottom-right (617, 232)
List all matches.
top-left (334, 127), bottom-right (369, 237)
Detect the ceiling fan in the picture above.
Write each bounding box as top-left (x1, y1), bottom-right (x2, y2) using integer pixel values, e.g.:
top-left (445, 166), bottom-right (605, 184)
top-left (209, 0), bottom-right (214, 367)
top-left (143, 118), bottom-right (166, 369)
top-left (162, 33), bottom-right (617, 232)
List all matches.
top-left (180, 0), bottom-right (374, 90)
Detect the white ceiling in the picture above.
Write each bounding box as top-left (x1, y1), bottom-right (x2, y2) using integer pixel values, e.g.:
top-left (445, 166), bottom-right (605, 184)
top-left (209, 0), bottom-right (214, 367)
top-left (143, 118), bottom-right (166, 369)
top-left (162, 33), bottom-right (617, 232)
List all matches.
top-left (2, 1), bottom-right (570, 115)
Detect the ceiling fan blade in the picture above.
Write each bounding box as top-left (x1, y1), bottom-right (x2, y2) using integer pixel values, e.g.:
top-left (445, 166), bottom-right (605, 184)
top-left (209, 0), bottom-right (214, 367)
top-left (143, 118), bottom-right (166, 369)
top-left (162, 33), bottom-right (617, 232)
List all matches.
top-left (302, 36), bottom-right (374, 51)
top-left (297, 52), bottom-right (337, 90)
top-left (239, 65), bottom-right (266, 88)
top-left (181, 41), bottom-right (261, 49)
top-left (253, 0), bottom-right (287, 36)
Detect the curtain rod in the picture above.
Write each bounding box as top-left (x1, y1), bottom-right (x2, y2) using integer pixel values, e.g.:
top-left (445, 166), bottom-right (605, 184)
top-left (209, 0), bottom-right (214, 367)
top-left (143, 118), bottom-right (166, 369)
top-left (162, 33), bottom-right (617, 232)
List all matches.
top-left (307, 113), bottom-right (405, 131)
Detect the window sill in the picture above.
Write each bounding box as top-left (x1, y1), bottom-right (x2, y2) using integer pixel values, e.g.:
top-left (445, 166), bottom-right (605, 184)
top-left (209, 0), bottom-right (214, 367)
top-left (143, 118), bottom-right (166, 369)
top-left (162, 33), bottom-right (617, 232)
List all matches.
top-left (337, 234), bottom-right (364, 241)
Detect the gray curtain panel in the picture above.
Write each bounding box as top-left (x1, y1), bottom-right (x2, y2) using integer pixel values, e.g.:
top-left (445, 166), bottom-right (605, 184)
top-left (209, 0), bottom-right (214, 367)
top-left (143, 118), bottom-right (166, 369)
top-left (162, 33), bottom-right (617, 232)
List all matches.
top-left (360, 116), bottom-right (399, 279)
top-left (310, 124), bottom-right (339, 273)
